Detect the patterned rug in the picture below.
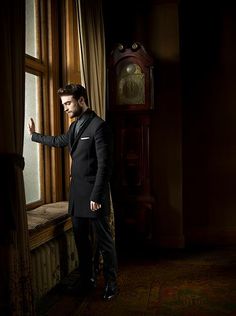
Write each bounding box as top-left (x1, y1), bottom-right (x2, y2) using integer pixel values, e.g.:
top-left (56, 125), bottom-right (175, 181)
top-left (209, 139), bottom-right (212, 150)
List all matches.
top-left (37, 247), bottom-right (236, 316)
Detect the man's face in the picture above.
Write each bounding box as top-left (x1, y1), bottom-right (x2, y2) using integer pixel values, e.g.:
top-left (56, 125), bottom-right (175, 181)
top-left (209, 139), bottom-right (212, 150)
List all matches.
top-left (61, 95), bottom-right (83, 118)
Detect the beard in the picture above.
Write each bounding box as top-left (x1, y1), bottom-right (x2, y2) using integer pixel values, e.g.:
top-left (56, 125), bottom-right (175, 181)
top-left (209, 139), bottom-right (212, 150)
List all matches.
top-left (69, 103), bottom-right (83, 118)
top-left (75, 106), bottom-right (84, 118)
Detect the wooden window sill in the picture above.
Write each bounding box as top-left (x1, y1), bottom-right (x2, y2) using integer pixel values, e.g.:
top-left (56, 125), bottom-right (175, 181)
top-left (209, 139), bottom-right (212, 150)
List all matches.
top-left (27, 201), bottom-right (72, 250)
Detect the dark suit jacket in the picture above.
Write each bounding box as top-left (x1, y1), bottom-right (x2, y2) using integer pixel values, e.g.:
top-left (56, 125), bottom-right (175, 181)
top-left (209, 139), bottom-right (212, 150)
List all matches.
top-left (32, 110), bottom-right (113, 218)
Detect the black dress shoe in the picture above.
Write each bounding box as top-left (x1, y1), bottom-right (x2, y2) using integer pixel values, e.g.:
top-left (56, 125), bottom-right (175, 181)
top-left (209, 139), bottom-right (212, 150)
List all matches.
top-left (103, 283), bottom-right (119, 300)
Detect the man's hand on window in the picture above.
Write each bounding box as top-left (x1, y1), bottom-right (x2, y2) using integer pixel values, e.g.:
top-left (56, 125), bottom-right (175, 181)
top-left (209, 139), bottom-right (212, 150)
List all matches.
top-left (28, 118), bottom-right (36, 135)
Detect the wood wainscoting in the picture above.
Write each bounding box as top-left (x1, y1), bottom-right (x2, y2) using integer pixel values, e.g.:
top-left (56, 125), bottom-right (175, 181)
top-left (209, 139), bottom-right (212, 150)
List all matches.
top-left (27, 202), bottom-right (79, 303)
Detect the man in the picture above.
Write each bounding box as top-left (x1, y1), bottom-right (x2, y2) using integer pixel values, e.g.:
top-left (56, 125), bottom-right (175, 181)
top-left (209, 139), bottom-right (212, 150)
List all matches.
top-left (28, 84), bottom-right (118, 300)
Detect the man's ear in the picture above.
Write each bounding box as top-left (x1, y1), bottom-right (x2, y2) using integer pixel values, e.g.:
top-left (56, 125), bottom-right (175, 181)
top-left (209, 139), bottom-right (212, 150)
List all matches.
top-left (78, 96), bottom-right (84, 104)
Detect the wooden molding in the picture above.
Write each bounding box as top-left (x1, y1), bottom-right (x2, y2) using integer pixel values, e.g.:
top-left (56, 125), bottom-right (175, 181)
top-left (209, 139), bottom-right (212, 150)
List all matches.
top-left (29, 216), bottom-right (72, 250)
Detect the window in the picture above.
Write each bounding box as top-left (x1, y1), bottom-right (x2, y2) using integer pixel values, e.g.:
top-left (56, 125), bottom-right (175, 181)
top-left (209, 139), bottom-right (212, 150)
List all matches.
top-left (25, 0), bottom-right (39, 58)
top-left (24, 0), bottom-right (62, 209)
top-left (24, 73), bottom-right (41, 204)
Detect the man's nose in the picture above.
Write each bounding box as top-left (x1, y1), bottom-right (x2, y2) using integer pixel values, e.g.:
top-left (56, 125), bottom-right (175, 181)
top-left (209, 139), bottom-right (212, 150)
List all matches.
top-left (63, 104), bottom-right (68, 111)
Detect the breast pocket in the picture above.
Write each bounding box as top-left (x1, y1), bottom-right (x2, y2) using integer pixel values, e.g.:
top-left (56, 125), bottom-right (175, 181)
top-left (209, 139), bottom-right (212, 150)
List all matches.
top-left (80, 136), bottom-right (90, 140)
top-left (78, 136), bottom-right (92, 151)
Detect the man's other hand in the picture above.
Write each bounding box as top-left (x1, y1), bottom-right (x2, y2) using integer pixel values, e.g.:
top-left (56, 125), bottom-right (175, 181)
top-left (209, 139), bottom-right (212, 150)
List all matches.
top-left (90, 201), bottom-right (101, 212)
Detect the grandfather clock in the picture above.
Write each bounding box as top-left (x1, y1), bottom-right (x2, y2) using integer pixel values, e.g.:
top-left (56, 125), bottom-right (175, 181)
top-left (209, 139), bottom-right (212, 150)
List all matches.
top-left (107, 42), bottom-right (155, 244)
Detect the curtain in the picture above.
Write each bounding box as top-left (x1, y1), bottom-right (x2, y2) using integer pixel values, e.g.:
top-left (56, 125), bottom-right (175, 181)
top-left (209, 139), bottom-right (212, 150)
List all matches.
top-left (0, 1), bottom-right (34, 315)
top-left (77, 0), bottom-right (106, 119)
top-left (76, 0), bottom-right (115, 239)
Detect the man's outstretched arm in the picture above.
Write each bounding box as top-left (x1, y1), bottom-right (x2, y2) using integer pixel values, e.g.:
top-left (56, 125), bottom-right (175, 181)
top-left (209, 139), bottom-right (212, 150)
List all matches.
top-left (28, 117), bottom-right (70, 148)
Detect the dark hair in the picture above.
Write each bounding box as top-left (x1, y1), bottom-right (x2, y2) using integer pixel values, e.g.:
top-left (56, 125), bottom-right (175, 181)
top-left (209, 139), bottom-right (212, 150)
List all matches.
top-left (57, 84), bottom-right (88, 103)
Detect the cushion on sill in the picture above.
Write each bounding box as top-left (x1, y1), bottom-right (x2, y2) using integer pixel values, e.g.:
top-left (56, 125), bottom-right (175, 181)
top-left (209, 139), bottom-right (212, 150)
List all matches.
top-left (27, 201), bottom-right (69, 231)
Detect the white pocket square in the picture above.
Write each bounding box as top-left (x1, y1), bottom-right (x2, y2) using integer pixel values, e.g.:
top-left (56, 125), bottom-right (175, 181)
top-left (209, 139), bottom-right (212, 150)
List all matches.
top-left (80, 136), bottom-right (90, 140)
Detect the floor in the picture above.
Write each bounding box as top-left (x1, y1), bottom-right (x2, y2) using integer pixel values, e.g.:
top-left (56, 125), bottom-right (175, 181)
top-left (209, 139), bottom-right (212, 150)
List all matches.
top-left (36, 245), bottom-right (236, 316)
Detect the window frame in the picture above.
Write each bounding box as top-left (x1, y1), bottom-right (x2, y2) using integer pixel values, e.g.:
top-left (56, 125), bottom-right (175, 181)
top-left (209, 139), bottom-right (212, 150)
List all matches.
top-left (25, 0), bottom-right (63, 210)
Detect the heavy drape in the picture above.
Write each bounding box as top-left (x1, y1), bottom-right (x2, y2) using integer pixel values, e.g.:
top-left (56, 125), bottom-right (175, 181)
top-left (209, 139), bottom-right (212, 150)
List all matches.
top-left (0, 1), bottom-right (34, 315)
top-left (76, 0), bottom-right (106, 119)
top-left (76, 0), bottom-right (115, 238)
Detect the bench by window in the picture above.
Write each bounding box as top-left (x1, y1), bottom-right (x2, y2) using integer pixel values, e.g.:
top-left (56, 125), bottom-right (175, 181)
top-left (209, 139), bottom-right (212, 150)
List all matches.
top-left (27, 201), bottom-right (71, 250)
top-left (27, 201), bottom-right (79, 303)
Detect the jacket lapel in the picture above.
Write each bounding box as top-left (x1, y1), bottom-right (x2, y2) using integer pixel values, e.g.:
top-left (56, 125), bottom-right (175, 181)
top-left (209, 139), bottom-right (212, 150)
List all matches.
top-left (70, 111), bottom-right (96, 154)
top-left (68, 121), bottom-right (77, 152)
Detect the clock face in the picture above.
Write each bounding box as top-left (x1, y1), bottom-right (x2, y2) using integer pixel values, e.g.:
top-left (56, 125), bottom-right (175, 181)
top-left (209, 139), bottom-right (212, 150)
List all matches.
top-left (116, 63), bottom-right (145, 105)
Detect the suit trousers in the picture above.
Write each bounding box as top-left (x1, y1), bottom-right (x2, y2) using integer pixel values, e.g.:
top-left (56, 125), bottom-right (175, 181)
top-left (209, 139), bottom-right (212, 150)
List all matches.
top-left (71, 215), bottom-right (118, 286)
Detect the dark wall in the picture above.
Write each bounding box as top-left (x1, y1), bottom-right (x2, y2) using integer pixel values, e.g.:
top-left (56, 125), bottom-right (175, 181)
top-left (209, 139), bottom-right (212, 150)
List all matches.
top-left (103, 0), bottom-right (150, 54)
top-left (103, 0), bottom-right (183, 247)
top-left (180, 1), bottom-right (236, 245)
top-left (103, 0), bottom-right (236, 247)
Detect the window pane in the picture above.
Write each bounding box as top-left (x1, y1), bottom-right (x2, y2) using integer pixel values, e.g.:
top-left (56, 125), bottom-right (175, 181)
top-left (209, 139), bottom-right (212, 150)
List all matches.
top-left (25, 0), bottom-right (38, 58)
top-left (23, 73), bottom-right (41, 204)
